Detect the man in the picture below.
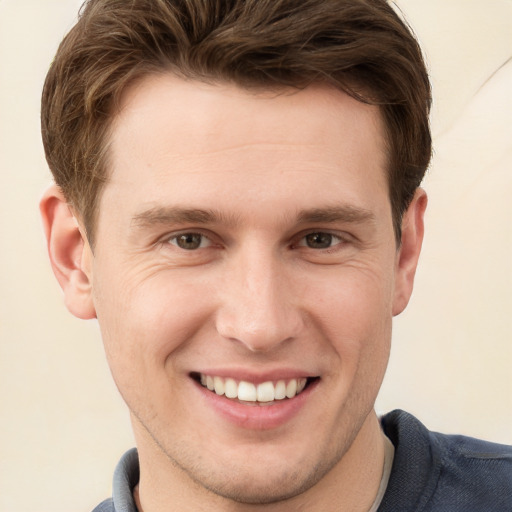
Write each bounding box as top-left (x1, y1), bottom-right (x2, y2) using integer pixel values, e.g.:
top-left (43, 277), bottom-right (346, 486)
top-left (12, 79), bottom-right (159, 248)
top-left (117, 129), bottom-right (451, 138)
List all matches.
top-left (39, 0), bottom-right (512, 510)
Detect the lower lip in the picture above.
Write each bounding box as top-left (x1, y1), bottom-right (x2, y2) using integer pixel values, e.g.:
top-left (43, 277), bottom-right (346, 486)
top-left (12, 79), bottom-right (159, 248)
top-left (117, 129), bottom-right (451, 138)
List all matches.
top-left (193, 379), bottom-right (319, 430)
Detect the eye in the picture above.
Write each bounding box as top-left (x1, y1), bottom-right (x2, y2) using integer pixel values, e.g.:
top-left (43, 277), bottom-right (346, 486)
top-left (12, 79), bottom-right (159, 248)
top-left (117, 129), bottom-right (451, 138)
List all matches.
top-left (299, 232), bottom-right (343, 249)
top-left (168, 232), bottom-right (211, 250)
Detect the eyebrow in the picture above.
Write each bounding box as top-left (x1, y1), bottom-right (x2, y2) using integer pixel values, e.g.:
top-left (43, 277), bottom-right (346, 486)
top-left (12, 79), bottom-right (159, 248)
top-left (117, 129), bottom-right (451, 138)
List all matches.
top-left (297, 205), bottom-right (376, 225)
top-left (131, 204), bottom-right (375, 229)
top-left (131, 207), bottom-right (237, 228)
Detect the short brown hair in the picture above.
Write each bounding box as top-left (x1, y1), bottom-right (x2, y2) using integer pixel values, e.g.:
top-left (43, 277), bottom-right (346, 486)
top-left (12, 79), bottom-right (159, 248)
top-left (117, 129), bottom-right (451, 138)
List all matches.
top-left (42, 0), bottom-right (431, 246)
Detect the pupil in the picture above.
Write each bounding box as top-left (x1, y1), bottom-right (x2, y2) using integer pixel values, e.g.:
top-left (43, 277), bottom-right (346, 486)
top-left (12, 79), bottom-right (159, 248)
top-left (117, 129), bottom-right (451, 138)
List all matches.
top-left (177, 234), bottom-right (202, 250)
top-left (306, 233), bottom-right (332, 249)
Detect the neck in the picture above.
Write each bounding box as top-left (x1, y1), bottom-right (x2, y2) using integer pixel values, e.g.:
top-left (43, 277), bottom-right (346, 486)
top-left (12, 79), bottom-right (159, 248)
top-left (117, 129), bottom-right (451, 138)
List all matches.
top-left (134, 410), bottom-right (387, 512)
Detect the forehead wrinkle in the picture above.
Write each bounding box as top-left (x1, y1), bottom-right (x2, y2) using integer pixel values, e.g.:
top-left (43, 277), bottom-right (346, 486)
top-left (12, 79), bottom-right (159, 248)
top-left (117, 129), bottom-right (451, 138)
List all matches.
top-left (131, 206), bottom-right (241, 229)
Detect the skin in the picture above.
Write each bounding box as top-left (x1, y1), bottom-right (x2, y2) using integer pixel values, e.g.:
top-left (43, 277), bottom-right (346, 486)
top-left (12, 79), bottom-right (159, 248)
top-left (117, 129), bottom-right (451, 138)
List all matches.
top-left (41, 75), bottom-right (426, 511)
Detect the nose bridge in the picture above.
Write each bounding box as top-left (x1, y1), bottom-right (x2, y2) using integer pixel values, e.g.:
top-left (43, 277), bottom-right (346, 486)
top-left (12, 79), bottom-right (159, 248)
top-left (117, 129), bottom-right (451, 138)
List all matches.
top-left (216, 242), bottom-right (302, 351)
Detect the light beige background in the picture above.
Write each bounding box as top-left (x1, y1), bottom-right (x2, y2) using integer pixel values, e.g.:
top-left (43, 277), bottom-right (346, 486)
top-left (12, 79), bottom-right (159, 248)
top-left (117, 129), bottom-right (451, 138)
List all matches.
top-left (0, 1), bottom-right (511, 511)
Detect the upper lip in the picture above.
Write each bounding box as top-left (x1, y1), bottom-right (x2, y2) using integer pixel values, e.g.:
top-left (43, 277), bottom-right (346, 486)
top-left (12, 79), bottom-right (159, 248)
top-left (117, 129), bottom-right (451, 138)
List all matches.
top-left (190, 368), bottom-right (318, 384)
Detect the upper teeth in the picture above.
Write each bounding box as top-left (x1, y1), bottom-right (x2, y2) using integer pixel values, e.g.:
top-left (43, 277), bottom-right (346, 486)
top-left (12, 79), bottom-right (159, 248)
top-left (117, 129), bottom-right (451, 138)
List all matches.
top-left (199, 374), bottom-right (307, 402)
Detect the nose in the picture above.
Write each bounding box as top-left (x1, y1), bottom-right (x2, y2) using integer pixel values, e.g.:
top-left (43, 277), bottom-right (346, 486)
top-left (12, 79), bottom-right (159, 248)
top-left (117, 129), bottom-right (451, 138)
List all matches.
top-left (215, 245), bottom-right (304, 352)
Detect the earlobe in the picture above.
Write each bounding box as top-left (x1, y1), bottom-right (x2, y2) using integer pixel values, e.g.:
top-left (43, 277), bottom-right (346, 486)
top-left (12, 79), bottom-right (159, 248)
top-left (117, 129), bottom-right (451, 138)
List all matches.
top-left (40, 185), bottom-right (96, 320)
top-left (392, 188), bottom-right (427, 316)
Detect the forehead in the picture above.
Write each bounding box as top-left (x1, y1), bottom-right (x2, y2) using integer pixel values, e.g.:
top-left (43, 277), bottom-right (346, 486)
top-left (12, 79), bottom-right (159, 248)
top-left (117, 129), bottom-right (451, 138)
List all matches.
top-left (101, 74), bottom-right (389, 226)
top-left (111, 74), bottom-right (386, 158)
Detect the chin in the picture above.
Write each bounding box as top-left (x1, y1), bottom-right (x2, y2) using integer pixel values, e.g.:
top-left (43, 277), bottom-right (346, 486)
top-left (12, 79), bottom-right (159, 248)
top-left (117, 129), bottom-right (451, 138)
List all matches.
top-left (177, 445), bottom-right (339, 506)
top-left (196, 464), bottom-right (323, 505)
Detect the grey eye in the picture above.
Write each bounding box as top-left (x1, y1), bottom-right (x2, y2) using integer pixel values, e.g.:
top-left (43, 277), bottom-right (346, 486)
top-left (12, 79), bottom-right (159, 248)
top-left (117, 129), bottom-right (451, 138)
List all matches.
top-left (304, 232), bottom-right (334, 249)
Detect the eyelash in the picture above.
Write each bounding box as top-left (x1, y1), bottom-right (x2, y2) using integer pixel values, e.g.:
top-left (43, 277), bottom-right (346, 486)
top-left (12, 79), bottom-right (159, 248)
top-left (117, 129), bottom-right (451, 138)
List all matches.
top-left (165, 231), bottom-right (214, 251)
top-left (294, 231), bottom-right (347, 252)
top-left (162, 230), bottom-right (349, 253)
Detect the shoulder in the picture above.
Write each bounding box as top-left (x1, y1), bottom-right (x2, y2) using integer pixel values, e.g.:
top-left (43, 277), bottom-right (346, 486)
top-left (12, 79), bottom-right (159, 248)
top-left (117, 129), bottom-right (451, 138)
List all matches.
top-left (380, 410), bottom-right (512, 511)
top-left (430, 428), bottom-right (512, 508)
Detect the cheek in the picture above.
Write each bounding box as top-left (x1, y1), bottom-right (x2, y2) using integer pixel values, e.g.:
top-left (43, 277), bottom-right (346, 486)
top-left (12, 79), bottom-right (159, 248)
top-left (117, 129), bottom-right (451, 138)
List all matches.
top-left (306, 265), bottom-right (394, 373)
top-left (310, 261), bottom-right (394, 327)
top-left (92, 270), bottom-right (220, 427)
top-left (92, 268), bottom-right (214, 382)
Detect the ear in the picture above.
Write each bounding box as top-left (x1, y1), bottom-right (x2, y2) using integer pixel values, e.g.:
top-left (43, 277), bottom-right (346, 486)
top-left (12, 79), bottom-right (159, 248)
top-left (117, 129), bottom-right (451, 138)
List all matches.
top-left (40, 185), bottom-right (96, 320)
top-left (392, 188), bottom-right (427, 316)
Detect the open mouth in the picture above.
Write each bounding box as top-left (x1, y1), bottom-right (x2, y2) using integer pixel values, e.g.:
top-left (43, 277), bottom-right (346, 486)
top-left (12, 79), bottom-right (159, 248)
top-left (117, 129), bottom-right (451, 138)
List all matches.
top-left (191, 372), bottom-right (318, 405)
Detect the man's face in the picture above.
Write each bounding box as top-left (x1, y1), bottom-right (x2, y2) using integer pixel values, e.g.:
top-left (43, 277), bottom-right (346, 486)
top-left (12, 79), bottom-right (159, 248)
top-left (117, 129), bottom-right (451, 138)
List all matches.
top-left (83, 75), bottom-right (411, 503)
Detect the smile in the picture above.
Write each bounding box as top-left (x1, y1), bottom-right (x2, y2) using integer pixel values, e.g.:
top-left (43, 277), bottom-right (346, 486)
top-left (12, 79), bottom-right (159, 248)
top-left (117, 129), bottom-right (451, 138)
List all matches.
top-left (195, 373), bottom-right (313, 404)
